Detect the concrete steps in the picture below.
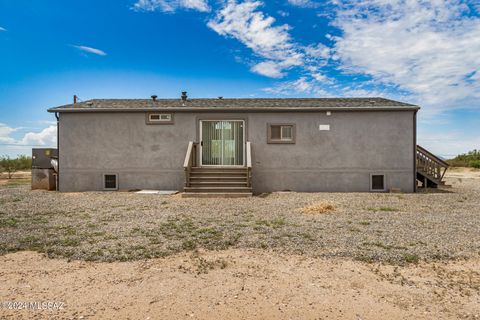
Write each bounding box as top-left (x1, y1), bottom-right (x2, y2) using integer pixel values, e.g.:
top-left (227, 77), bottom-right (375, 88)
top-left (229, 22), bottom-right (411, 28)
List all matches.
top-left (183, 167), bottom-right (252, 198)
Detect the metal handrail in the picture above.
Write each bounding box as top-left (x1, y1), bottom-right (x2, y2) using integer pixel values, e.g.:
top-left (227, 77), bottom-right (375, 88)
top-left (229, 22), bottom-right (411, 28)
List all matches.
top-left (246, 141), bottom-right (252, 187)
top-left (246, 141), bottom-right (252, 168)
top-left (184, 141), bottom-right (194, 169)
top-left (184, 141), bottom-right (197, 187)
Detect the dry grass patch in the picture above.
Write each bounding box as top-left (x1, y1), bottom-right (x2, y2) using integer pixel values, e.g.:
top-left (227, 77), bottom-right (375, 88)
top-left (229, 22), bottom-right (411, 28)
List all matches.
top-left (300, 201), bottom-right (336, 214)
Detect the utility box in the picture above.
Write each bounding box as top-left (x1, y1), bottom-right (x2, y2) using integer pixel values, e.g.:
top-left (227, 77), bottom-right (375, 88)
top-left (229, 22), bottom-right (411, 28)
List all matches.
top-left (31, 148), bottom-right (58, 191)
top-left (32, 148), bottom-right (58, 169)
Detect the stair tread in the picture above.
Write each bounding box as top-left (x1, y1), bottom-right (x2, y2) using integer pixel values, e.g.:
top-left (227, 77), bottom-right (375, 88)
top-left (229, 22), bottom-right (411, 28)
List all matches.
top-left (182, 193), bottom-right (252, 198)
top-left (190, 176), bottom-right (247, 179)
top-left (185, 186), bottom-right (252, 190)
top-left (192, 167), bottom-right (246, 169)
top-left (190, 181), bottom-right (248, 184)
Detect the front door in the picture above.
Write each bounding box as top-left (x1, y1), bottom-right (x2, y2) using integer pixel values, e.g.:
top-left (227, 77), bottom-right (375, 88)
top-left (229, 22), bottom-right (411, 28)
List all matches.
top-left (200, 120), bottom-right (245, 166)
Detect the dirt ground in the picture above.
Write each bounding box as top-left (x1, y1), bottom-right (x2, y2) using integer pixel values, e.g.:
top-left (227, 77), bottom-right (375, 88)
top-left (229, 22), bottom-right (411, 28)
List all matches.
top-left (0, 168), bottom-right (479, 319)
top-left (0, 249), bottom-right (478, 320)
top-left (0, 171), bottom-right (30, 187)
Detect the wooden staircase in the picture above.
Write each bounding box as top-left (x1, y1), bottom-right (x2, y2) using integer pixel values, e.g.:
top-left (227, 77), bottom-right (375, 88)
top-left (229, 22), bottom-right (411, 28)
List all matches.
top-left (416, 145), bottom-right (449, 188)
top-left (182, 141), bottom-right (253, 198)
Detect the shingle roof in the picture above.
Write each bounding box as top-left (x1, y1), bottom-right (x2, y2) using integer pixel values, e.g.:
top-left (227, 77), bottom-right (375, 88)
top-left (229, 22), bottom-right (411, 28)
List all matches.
top-left (48, 97), bottom-right (419, 112)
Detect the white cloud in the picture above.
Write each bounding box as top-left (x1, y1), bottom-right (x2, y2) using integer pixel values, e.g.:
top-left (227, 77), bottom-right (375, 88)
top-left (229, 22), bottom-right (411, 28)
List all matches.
top-left (208, 1), bottom-right (307, 78)
top-left (208, 1), bottom-right (295, 60)
top-left (304, 43), bottom-right (330, 60)
top-left (21, 126), bottom-right (57, 146)
top-left (264, 77), bottom-right (323, 95)
top-left (72, 45), bottom-right (107, 56)
top-left (207, 1), bottom-right (334, 79)
top-left (417, 130), bottom-right (480, 159)
top-left (0, 124), bottom-right (57, 148)
top-left (251, 61), bottom-right (285, 78)
top-left (287, 0), bottom-right (317, 8)
top-left (331, 0), bottom-right (480, 108)
top-left (0, 27), bottom-right (6, 32)
top-left (0, 124), bottom-right (17, 144)
top-left (132, 0), bottom-right (210, 12)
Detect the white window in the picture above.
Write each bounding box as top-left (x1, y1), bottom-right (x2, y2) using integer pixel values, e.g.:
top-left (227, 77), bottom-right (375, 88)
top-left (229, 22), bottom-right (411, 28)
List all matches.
top-left (146, 113), bottom-right (174, 124)
top-left (149, 113), bottom-right (171, 122)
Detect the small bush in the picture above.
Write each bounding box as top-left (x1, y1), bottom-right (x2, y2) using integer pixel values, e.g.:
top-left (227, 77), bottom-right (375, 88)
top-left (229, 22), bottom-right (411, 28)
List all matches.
top-left (403, 253), bottom-right (419, 263)
top-left (0, 218), bottom-right (18, 228)
top-left (301, 201), bottom-right (335, 214)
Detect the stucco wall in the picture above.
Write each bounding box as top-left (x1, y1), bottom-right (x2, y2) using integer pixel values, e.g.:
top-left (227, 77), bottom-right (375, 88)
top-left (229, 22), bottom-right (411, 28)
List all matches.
top-left (58, 110), bottom-right (415, 193)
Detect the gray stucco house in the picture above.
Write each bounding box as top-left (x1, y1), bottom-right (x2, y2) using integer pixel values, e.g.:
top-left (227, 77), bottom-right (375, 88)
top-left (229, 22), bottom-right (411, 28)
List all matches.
top-left (48, 94), bottom-right (423, 196)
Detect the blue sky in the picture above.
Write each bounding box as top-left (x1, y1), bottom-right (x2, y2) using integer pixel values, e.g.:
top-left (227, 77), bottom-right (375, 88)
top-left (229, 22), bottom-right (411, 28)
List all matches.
top-left (0, 0), bottom-right (479, 158)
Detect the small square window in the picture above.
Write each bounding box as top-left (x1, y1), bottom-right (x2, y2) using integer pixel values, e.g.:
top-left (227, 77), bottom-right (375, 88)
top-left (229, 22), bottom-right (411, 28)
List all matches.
top-left (371, 174), bottom-right (385, 191)
top-left (268, 124), bottom-right (295, 144)
top-left (104, 174), bottom-right (118, 190)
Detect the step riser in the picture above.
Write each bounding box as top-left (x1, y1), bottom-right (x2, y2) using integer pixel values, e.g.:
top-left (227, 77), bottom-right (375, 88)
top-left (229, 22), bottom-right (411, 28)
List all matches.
top-left (189, 183), bottom-right (249, 187)
top-left (189, 177), bottom-right (247, 181)
top-left (185, 188), bottom-right (252, 193)
top-left (191, 167), bottom-right (246, 170)
top-left (190, 171), bottom-right (247, 175)
top-left (182, 193), bottom-right (252, 198)
top-left (190, 172), bottom-right (247, 175)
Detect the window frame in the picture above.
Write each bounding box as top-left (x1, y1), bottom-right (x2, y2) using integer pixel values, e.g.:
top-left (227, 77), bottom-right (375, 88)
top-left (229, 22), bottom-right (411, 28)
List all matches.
top-left (370, 173), bottom-right (386, 192)
top-left (146, 112), bottom-right (174, 125)
top-left (267, 123), bottom-right (296, 144)
top-left (103, 173), bottom-right (118, 191)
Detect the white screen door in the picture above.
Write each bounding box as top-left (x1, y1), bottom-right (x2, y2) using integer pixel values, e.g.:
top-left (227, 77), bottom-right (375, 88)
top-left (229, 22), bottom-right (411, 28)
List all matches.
top-left (201, 120), bottom-right (244, 166)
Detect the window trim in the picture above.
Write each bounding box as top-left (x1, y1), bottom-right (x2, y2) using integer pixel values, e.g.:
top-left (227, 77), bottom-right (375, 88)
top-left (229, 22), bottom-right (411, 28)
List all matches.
top-left (267, 123), bottom-right (296, 144)
top-left (370, 173), bottom-right (386, 192)
top-left (103, 173), bottom-right (118, 191)
top-left (146, 112), bottom-right (174, 125)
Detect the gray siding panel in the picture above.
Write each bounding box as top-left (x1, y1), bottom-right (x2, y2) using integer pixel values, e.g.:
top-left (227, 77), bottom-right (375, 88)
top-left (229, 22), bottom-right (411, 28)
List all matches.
top-left (59, 110), bottom-right (415, 193)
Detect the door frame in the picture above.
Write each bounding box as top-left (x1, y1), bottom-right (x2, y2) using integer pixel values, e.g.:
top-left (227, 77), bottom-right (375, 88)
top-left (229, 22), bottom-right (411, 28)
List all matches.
top-left (199, 119), bottom-right (246, 167)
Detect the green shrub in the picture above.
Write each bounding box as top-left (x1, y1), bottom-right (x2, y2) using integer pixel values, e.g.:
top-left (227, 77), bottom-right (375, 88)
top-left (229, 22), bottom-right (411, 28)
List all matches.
top-left (469, 160), bottom-right (480, 169)
top-left (447, 149), bottom-right (480, 168)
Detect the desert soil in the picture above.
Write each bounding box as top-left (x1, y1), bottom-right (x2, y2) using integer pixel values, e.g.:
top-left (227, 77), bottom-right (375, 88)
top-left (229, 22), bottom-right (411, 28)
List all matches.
top-left (0, 168), bottom-right (479, 319)
top-left (0, 249), bottom-right (479, 320)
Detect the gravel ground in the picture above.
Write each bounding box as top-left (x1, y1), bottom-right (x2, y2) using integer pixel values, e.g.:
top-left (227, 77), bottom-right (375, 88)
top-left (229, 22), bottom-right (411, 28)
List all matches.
top-left (0, 168), bottom-right (479, 264)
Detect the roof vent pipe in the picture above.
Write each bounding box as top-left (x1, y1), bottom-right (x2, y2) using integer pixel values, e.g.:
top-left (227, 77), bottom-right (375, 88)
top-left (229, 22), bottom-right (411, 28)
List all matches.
top-left (151, 95), bottom-right (157, 102)
top-left (73, 95), bottom-right (77, 104)
top-left (181, 91), bottom-right (187, 102)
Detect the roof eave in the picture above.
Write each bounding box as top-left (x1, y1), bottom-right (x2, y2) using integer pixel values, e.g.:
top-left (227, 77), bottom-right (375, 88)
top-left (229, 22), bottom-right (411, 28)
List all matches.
top-left (48, 105), bottom-right (420, 113)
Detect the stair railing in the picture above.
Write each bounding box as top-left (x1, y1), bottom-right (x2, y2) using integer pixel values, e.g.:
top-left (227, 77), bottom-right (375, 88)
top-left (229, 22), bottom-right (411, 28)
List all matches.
top-left (246, 141), bottom-right (252, 188)
top-left (183, 141), bottom-right (198, 187)
top-left (416, 145), bottom-right (449, 182)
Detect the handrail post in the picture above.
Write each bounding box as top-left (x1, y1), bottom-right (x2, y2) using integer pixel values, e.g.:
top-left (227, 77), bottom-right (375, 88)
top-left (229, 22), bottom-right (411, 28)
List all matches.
top-left (184, 141), bottom-right (195, 187)
top-left (246, 141), bottom-right (252, 188)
